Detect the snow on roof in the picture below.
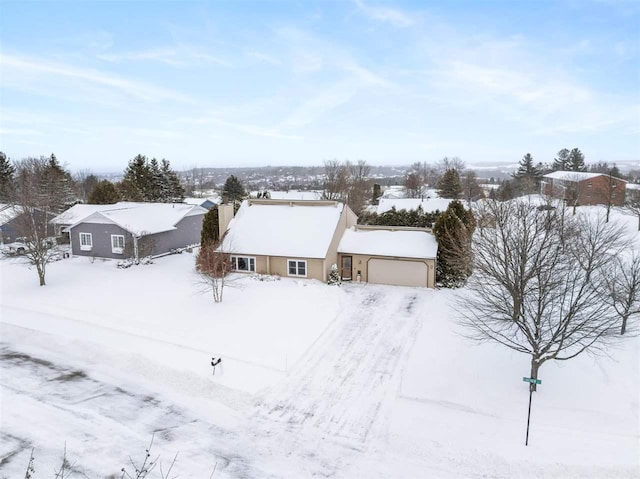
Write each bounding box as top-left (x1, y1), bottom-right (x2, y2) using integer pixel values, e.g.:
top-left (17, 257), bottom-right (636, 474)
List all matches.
top-left (251, 190), bottom-right (322, 201)
top-left (626, 183), bottom-right (640, 191)
top-left (51, 202), bottom-right (144, 225)
top-left (222, 200), bottom-right (344, 258)
top-left (377, 198), bottom-right (452, 214)
top-left (0, 204), bottom-right (23, 225)
top-left (338, 227), bottom-right (438, 259)
top-left (68, 203), bottom-right (207, 236)
top-left (183, 197), bottom-right (219, 206)
top-left (543, 171), bottom-right (626, 182)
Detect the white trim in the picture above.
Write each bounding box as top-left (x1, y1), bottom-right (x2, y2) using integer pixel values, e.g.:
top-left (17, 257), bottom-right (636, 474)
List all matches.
top-left (79, 232), bottom-right (92, 251)
top-left (111, 234), bottom-right (125, 254)
top-left (231, 255), bottom-right (256, 273)
top-left (287, 259), bottom-right (307, 277)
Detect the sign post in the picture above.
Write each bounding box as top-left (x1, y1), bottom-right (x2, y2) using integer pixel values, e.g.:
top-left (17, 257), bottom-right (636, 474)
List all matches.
top-left (522, 377), bottom-right (542, 446)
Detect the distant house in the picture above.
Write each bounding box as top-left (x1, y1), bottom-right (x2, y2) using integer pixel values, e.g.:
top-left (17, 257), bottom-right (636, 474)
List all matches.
top-left (183, 197), bottom-right (219, 210)
top-left (541, 171), bottom-right (627, 206)
top-left (0, 204), bottom-right (55, 244)
top-left (219, 199), bottom-right (438, 287)
top-left (626, 183), bottom-right (640, 202)
top-left (66, 203), bottom-right (206, 260)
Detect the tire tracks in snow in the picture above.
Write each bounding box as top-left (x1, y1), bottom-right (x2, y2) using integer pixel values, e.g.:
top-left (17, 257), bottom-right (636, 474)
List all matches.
top-left (248, 285), bottom-right (425, 474)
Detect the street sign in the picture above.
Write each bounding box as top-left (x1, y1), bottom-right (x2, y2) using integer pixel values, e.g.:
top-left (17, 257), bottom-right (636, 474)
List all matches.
top-left (523, 377), bottom-right (542, 385)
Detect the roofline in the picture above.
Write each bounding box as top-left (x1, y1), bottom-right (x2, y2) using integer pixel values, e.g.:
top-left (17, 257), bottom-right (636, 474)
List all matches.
top-left (542, 172), bottom-right (628, 183)
top-left (245, 199), bottom-right (342, 207)
top-left (354, 225), bottom-right (434, 233)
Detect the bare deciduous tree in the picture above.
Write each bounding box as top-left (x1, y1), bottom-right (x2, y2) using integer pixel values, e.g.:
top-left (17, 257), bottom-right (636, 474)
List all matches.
top-left (460, 199), bottom-right (629, 390)
top-left (606, 250), bottom-right (640, 335)
top-left (322, 160), bottom-right (349, 201)
top-left (346, 159), bottom-right (371, 215)
top-left (196, 242), bottom-right (232, 303)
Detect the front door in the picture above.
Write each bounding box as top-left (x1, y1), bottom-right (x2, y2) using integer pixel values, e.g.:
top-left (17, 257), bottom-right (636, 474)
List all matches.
top-left (341, 255), bottom-right (352, 280)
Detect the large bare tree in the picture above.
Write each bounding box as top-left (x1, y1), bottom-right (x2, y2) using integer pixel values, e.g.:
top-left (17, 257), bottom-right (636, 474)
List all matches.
top-left (606, 250), bottom-right (640, 335)
top-left (195, 242), bottom-right (232, 303)
top-left (461, 199), bottom-right (629, 390)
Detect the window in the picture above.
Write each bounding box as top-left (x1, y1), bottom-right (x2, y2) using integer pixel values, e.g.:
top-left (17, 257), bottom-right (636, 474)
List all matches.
top-left (231, 256), bottom-right (256, 272)
top-left (79, 232), bottom-right (92, 251)
top-left (288, 259), bottom-right (307, 277)
top-left (111, 235), bottom-right (125, 254)
top-left (587, 182), bottom-right (592, 188)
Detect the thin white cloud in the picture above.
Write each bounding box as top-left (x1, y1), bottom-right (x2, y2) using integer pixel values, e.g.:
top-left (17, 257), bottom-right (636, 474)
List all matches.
top-left (354, 0), bottom-right (414, 28)
top-left (98, 46), bottom-right (229, 67)
top-left (0, 53), bottom-right (193, 103)
top-left (247, 51), bottom-right (282, 66)
top-left (175, 115), bottom-right (303, 140)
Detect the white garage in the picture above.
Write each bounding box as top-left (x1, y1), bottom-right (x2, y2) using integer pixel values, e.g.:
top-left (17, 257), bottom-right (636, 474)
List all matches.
top-left (368, 258), bottom-right (428, 287)
top-left (337, 225), bottom-right (438, 288)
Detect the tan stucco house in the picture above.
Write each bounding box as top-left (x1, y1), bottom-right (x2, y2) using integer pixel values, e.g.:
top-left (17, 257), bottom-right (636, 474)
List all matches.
top-left (220, 199), bottom-right (438, 287)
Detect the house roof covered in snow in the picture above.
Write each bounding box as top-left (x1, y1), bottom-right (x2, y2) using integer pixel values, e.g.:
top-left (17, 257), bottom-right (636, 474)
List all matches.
top-left (543, 171), bottom-right (627, 182)
top-left (221, 200), bottom-right (344, 258)
top-left (0, 204), bottom-right (23, 225)
top-left (67, 203), bottom-right (207, 236)
top-left (376, 197), bottom-right (452, 214)
top-left (51, 202), bottom-right (144, 226)
top-left (182, 197), bottom-right (219, 207)
top-left (338, 226), bottom-right (438, 259)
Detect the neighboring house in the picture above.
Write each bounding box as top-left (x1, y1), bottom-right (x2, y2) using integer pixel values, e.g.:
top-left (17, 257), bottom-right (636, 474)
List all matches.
top-left (250, 190), bottom-right (323, 201)
top-left (338, 226), bottom-right (437, 288)
top-left (220, 199), bottom-right (438, 287)
top-left (626, 183), bottom-right (640, 201)
top-left (51, 202), bottom-right (145, 238)
top-left (376, 197), bottom-right (452, 215)
top-left (0, 204), bottom-right (55, 244)
top-left (541, 171), bottom-right (627, 206)
top-left (67, 203), bottom-right (206, 260)
top-left (183, 197), bottom-right (219, 210)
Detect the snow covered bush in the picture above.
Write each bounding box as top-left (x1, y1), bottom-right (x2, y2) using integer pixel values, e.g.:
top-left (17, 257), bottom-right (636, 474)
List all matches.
top-left (328, 264), bottom-right (341, 285)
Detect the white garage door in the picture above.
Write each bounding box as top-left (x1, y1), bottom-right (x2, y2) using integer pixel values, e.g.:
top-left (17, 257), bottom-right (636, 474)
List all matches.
top-left (368, 259), bottom-right (428, 287)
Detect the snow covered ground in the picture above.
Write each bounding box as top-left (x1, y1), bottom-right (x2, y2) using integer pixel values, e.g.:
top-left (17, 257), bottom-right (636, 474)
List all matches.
top-left (0, 206), bottom-right (638, 478)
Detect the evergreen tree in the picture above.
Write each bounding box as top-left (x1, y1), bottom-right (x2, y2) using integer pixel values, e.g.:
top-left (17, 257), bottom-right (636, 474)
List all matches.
top-left (371, 183), bottom-right (382, 205)
top-left (433, 200), bottom-right (475, 288)
top-left (0, 151), bottom-right (15, 202)
top-left (567, 148), bottom-right (587, 172)
top-left (512, 153), bottom-right (542, 195)
top-left (88, 180), bottom-right (121, 204)
top-left (328, 264), bottom-right (341, 285)
top-left (222, 175), bottom-right (246, 203)
top-left (200, 206), bottom-right (220, 245)
top-left (148, 157), bottom-right (163, 201)
top-left (40, 153), bottom-right (75, 212)
top-left (122, 154), bottom-right (153, 201)
top-left (437, 169), bottom-right (462, 199)
top-left (160, 159), bottom-right (184, 202)
top-left (552, 148), bottom-right (570, 171)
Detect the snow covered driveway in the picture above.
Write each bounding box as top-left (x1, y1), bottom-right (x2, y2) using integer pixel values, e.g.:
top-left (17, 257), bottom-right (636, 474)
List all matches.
top-left (247, 284), bottom-right (426, 476)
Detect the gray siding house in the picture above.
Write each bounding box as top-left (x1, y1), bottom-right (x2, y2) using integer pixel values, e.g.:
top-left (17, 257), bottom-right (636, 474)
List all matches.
top-left (68, 203), bottom-right (206, 260)
top-left (0, 204), bottom-right (55, 244)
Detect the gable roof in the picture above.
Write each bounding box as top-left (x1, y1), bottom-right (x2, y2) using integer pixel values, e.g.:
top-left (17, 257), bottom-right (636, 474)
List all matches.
top-left (543, 171), bottom-right (627, 182)
top-left (338, 226), bottom-right (438, 259)
top-left (51, 202), bottom-right (145, 226)
top-left (68, 203), bottom-right (207, 236)
top-left (183, 197), bottom-right (219, 207)
top-left (221, 200), bottom-right (344, 258)
top-left (0, 204), bottom-right (23, 225)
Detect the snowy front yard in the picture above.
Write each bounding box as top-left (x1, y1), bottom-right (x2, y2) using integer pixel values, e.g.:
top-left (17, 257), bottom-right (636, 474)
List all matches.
top-left (1, 236), bottom-right (638, 478)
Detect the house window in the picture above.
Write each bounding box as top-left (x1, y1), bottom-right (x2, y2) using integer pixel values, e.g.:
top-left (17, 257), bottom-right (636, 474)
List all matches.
top-left (612, 192), bottom-right (617, 198)
top-left (111, 235), bottom-right (125, 254)
top-left (288, 259), bottom-right (307, 277)
top-left (231, 256), bottom-right (256, 272)
top-left (79, 232), bottom-right (92, 251)
top-left (587, 182), bottom-right (592, 188)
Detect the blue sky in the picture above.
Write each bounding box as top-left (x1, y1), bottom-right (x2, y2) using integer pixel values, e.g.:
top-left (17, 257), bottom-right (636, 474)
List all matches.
top-left (1, 0), bottom-right (638, 172)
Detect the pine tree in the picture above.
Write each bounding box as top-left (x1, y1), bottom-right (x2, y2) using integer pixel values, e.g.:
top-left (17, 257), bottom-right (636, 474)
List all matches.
top-left (371, 183), bottom-right (382, 205)
top-left (328, 264), bottom-right (341, 285)
top-left (512, 153), bottom-right (542, 195)
top-left (437, 169), bottom-right (462, 199)
top-left (122, 154), bottom-right (152, 201)
top-left (148, 157), bottom-right (163, 201)
top-left (553, 148), bottom-right (570, 171)
top-left (0, 151), bottom-right (15, 202)
top-left (40, 153), bottom-right (75, 212)
top-left (88, 180), bottom-right (121, 204)
top-left (433, 200), bottom-right (475, 288)
top-left (201, 206), bottom-right (220, 245)
top-left (222, 175), bottom-right (246, 203)
top-left (161, 159), bottom-right (184, 202)
top-left (567, 148), bottom-right (586, 172)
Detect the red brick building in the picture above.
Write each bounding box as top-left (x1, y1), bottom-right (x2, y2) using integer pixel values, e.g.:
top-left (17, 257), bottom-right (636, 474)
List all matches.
top-left (541, 171), bottom-right (627, 206)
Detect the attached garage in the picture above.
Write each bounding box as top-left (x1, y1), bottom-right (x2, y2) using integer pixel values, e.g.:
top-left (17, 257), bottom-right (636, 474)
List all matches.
top-left (368, 258), bottom-right (428, 287)
top-left (338, 226), bottom-right (438, 288)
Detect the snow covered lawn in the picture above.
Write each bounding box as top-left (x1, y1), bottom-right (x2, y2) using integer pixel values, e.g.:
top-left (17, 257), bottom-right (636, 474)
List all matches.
top-left (1, 207), bottom-right (638, 478)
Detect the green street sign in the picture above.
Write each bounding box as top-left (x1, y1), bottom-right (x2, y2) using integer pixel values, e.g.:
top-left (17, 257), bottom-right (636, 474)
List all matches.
top-left (523, 377), bottom-right (542, 385)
